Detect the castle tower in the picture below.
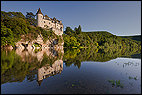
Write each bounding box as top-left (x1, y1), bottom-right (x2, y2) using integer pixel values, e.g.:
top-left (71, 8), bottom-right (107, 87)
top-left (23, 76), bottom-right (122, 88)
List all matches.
top-left (36, 8), bottom-right (63, 35)
top-left (36, 8), bottom-right (44, 27)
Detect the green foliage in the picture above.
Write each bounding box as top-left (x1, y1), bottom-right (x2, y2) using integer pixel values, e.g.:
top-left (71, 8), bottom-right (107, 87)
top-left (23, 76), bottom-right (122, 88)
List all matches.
top-left (1, 24), bottom-right (15, 47)
top-left (120, 35), bottom-right (141, 41)
top-left (63, 46), bottom-right (141, 68)
top-left (1, 50), bottom-right (35, 84)
top-left (76, 25), bottom-right (81, 34)
top-left (64, 27), bottom-right (74, 35)
top-left (33, 43), bottom-right (41, 47)
top-left (1, 11), bottom-right (25, 21)
top-left (26, 12), bottom-right (36, 26)
top-left (38, 27), bottom-right (62, 43)
top-left (63, 27), bottom-right (141, 66)
top-left (3, 17), bottom-right (29, 35)
top-left (63, 34), bottom-right (71, 47)
top-left (1, 11), bottom-right (62, 47)
top-left (63, 34), bottom-right (80, 47)
top-left (64, 25), bottom-right (82, 36)
top-left (1, 11), bottom-right (31, 47)
top-left (58, 35), bottom-right (63, 44)
top-left (63, 26), bottom-right (141, 53)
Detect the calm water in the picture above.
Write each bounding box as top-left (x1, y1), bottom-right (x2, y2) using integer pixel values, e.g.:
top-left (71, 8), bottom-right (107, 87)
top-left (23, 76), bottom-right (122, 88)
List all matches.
top-left (1, 48), bottom-right (141, 94)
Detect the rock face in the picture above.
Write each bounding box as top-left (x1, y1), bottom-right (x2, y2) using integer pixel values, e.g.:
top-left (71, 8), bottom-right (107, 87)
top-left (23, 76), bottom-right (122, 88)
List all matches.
top-left (15, 34), bottom-right (64, 52)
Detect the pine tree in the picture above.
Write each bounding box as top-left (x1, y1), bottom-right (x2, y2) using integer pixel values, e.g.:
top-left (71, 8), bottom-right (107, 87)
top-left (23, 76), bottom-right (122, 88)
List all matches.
top-left (76, 25), bottom-right (81, 34)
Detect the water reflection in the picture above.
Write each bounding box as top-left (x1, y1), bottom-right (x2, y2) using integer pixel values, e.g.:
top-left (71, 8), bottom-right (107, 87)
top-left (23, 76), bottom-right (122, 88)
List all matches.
top-left (63, 48), bottom-right (141, 68)
top-left (123, 62), bottom-right (139, 68)
top-left (1, 47), bottom-right (64, 85)
top-left (1, 47), bottom-right (141, 84)
top-left (1, 47), bottom-right (141, 94)
top-left (37, 59), bottom-right (63, 86)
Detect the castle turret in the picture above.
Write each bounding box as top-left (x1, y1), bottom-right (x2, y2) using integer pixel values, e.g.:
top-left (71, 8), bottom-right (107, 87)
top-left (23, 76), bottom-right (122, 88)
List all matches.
top-left (36, 8), bottom-right (63, 35)
top-left (36, 8), bottom-right (44, 27)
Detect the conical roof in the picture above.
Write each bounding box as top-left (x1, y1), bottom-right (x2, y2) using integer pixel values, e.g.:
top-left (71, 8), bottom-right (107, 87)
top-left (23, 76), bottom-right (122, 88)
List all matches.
top-left (36, 8), bottom-right (43, 15)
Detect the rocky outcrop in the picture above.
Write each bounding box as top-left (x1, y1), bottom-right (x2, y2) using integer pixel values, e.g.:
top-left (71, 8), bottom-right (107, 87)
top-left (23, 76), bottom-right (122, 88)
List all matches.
top-left (15, 34), bottom-right (64, 52)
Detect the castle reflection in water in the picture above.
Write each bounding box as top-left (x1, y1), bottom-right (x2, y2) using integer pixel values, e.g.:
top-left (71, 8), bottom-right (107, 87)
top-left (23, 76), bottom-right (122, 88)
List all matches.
top-left (15, 47), bottom-right (64, 86)
top-left (37, 59), bottom-right (63, 86)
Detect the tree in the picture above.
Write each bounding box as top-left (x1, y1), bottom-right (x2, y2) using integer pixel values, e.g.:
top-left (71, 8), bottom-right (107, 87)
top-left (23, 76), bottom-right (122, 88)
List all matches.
top-left (76, 25), bottom-right (81, 34)
top-left (26, 12), bottom-right (36, 19)
top-left (74, 27), bottom-right (78, 34)
top-left (26, 12), bottom-right (36, 26)
top-left (64, 27), bottom-right (73, 35)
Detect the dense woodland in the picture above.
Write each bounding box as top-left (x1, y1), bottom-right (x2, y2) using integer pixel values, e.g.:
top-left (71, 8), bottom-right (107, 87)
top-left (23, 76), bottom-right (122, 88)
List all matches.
top-left (63, 25), bottom-right (141, 51)
top-left (120, 35), bottom-right (141, 41)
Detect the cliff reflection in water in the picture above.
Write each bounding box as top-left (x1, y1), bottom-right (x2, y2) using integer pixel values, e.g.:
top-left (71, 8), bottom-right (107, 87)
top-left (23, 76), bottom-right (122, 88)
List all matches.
top-left (1, 47), bottom-right (64, 85)
top-left (37, 59), bottom-right (63, 86)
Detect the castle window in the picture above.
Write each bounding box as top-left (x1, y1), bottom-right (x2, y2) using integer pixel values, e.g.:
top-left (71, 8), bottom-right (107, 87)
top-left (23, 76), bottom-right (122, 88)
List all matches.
top-left (44, 25), bottom-right (48, 28)
top-left (49, 22), bottom-right (50, 24)
top-left (44, 21), bottom-right (45, 23)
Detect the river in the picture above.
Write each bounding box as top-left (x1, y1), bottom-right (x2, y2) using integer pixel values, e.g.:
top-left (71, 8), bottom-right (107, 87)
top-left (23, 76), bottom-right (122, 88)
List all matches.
top-left (1, 48), bottom-right (141, 94)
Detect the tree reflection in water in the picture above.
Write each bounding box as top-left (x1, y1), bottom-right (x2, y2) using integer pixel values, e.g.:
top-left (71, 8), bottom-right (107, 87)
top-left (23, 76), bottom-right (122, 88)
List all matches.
top-left (1, 46), bottom-right (141, 85)
top-left (63, 47), bottom-right (141, 68)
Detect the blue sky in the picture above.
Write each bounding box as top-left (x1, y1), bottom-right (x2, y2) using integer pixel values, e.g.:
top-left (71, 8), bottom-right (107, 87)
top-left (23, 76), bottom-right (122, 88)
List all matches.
top-left (1, 1), bottom-right (141, 36)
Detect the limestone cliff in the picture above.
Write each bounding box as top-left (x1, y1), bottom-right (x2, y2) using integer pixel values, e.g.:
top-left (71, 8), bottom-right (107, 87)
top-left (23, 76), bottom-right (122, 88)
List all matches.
top-left (15, 34), bottom-right (64, 52)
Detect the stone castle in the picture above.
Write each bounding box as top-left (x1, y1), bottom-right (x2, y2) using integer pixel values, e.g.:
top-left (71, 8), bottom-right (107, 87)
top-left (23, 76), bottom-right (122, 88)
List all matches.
top-left (12, 8), bottom-right (64, 54)
top-left (36, 8), bottom-right (63, 35)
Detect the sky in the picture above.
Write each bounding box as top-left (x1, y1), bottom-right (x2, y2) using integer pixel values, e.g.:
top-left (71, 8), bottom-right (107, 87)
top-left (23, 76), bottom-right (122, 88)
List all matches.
top-left (1, 1), bottom-right (141, 36)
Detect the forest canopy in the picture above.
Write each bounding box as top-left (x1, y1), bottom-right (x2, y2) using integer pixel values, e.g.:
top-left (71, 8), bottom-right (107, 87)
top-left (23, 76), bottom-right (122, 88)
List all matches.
top-left (63, 25), bottom-right (141, 52)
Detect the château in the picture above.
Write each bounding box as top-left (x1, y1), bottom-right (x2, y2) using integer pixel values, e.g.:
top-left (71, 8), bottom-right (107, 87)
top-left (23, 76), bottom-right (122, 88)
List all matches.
top-left (36, 8), bottom-right (63, 35)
